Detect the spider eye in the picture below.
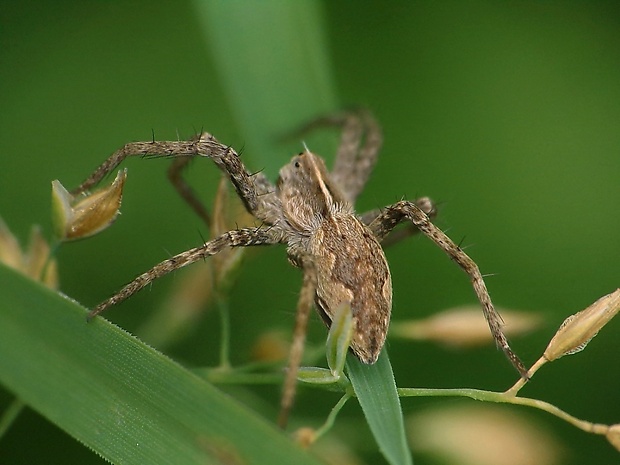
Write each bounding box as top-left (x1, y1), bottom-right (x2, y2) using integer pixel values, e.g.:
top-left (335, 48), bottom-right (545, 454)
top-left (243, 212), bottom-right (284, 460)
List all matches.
top-left (294, 161), bottom-right (301, 168)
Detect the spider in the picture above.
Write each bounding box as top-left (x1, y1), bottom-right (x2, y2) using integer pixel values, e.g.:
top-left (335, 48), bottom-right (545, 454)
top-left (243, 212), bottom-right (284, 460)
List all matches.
top-left (72, 109), bottom-right (526, 427)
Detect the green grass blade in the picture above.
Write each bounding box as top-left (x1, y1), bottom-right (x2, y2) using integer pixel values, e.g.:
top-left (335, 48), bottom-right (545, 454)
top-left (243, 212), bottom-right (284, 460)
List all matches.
top-left (194, 1), bottom-right (338, 175)
top-left (0, 264), bottom-right (325, 465)
top-left (347, 351), bottom-right (413, 465)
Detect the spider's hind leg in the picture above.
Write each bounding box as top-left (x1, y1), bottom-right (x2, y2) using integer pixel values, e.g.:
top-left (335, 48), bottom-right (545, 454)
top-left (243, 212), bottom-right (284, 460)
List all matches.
top-left (369, 200), bottom-right (528, 378)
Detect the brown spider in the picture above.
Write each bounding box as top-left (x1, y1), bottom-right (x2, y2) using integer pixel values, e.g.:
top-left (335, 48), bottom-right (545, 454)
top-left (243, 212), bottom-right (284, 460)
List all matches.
top-left (72, 109), bottom-right (526, 427)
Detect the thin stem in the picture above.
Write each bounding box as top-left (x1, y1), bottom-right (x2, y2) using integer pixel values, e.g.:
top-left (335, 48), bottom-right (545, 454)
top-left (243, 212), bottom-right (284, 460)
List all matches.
top-left (218, 359), bottom-right (283, 374)
top-left (505, 356), bottom-right (548, 396)
top-left (314, 392), bottom-right (352, 441)
top-left (216, 294), bottom-right (231, 370)
top-left (203, 370), bottom-right (283, 385)
top-left (397, 387), bottom-right (610, 436)
top-left (0, 397), bottom-right (25, 440)
top-left (508, 395), bottom-right (609, 435)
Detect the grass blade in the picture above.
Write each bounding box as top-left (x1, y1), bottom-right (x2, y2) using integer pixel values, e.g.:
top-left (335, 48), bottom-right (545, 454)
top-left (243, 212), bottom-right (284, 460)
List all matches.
top-left (194, 1), bottom-right (338, 175)
top-left (0, 264), bottom-right (325, 465)
top-left (347, 351), bottom-right (413, 465)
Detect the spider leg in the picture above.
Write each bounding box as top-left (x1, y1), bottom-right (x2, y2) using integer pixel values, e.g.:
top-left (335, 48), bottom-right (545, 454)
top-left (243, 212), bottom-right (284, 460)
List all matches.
top-left (370, 200), bottom-right (528, 378)
top-left (87, 227), bottom-right (281, 320)
top-left (332, 109), bottom-right (382, 202)
top-left (291, 109), bottom-right (382, 203)
top-left (167, 156), bottom-right (211, 226)
top-left (277, 263), bottom-right (316, 428)
top-left (360, 196), bottom-right (437, 247)
top-left (71, 133), bottom-right (280, 225)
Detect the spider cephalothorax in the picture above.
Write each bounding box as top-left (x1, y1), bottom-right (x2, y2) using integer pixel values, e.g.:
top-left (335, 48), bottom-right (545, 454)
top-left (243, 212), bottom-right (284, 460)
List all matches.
top-left (73, 109), bottom-right (526, 427)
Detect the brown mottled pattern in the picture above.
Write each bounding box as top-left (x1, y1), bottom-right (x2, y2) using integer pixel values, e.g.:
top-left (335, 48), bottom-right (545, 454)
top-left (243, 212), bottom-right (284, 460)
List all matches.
top-left (311, 213), bottom-right (391, 363)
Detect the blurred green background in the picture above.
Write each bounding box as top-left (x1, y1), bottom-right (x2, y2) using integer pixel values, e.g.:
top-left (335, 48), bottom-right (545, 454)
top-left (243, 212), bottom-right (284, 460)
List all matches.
top-left (1, 1), bottom-right (619, 464)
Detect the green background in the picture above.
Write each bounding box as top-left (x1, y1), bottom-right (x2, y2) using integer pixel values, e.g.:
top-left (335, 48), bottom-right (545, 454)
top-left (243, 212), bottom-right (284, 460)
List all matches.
top-left (1, 1), bottom-right (619, 464)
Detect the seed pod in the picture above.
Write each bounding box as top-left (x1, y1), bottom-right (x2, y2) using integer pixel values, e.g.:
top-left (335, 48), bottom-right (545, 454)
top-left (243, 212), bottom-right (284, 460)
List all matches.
top-left (52, 169), bottom-right (126, 241)
top-left (544, 289), bottom-right (620, 361)
top-left (606, 424), bottom-right (620, 452)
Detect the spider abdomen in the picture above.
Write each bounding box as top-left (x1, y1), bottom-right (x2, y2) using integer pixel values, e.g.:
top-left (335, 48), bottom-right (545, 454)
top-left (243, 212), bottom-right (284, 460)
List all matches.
top-left (310, 213), bottom-right (392, 364)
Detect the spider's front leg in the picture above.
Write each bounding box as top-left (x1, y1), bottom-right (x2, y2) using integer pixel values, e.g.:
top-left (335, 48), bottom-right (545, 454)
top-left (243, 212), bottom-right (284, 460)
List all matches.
top-left (370, 200), bottom-right (529, 378)
top-left (87, 227), bottom-right (281, 319)
top-left (71, 133), bottom-right (280, 225)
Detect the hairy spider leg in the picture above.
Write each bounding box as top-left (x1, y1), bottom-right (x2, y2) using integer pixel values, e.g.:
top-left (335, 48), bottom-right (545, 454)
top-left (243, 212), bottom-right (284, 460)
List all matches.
top-left (367, 200), bottom-right (529, 378)
top-left (167, 156), bottom-right (212, 225)
top-left (359, 196), bottom-right (438, 248)
top-left (278, 263), bottom-right (317, 428)
top-left (71, 133), bottom-right (281, 226)
top-left (87, 227), bottom-right (280, 320)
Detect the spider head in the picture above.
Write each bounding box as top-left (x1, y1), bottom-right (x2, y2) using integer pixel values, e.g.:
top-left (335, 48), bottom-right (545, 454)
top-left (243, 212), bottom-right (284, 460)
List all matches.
top-left (276, 150), bottom-right (347, 233)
